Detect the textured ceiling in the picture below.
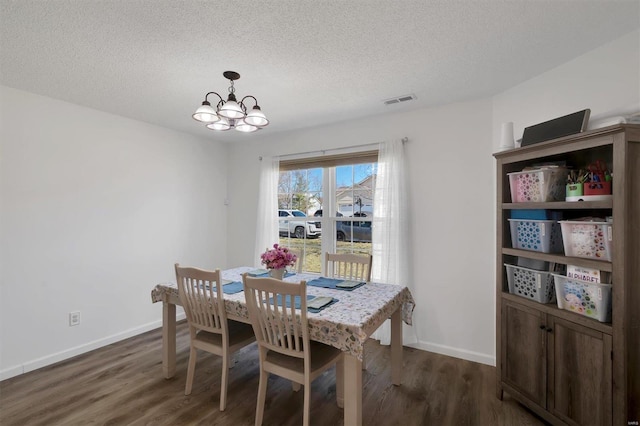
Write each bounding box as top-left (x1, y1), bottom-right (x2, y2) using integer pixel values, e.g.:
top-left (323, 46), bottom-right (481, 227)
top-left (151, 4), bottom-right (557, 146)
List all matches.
top-left (1, 1), bottom-right (639, 142)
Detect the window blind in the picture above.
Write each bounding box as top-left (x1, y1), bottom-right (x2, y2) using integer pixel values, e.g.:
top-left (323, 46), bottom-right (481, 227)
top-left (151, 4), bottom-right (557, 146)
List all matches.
top-left (279, 150), bottom-right (378, 171)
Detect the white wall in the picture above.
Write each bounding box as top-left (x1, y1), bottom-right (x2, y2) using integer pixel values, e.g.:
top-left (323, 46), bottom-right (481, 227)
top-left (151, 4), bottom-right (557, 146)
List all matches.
top-left (226, 29), bottom-right (640, 366)
top-left (493, 29), bottom-right (640, 146)
top-left (226, 99), bottom-right (497, 365)
top-left (0, 86), bottom-right (228, 379)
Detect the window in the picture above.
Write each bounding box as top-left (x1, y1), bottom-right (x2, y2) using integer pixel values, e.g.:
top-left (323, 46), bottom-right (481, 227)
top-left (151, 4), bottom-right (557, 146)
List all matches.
top-left (277, 151), bottom-right (378, 274)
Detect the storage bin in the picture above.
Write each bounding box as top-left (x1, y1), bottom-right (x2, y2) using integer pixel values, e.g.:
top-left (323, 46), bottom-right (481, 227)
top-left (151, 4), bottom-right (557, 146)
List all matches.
top-left (584, 180), bottom-right (612, 196)
top-left (517, 257), bottom-right (549, 270)
top-left (505, 264), bottom-right (556, 303)
top-left (559, 220), bottom-right (613, 261)
top-left (508, 219), bottom-right (563, 253)
top-left (566, 183), bottom-right (583, 198)
top-left (552, 274), bottom-right (612, 322)
top-left (510, 210), bottom-right (563, 220)
top-left (508, 167), bottom-right (568, 203)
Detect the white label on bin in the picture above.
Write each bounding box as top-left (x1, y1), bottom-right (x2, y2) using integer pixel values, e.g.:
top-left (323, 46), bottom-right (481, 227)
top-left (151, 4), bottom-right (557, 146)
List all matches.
top-left (607, 225), bottom-right (612, 241)
top-left (598, 287), bottom-right (602, 300)
top-left (536, 275), bottom-right (541, 289)
top-left (541, 223), bottom-right (546, 236)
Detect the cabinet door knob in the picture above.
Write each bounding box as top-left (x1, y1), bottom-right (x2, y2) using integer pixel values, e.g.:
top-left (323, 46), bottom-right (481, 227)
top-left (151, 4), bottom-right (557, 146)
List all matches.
top-left (546, 327), bottom-right (553, 333)
top-left (539, 325), bottom-right (546, 330)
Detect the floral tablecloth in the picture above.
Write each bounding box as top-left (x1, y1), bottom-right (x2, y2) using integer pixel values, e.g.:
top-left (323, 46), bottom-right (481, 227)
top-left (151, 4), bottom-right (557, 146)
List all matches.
top-left (151, 266), bottom-right (415, 361)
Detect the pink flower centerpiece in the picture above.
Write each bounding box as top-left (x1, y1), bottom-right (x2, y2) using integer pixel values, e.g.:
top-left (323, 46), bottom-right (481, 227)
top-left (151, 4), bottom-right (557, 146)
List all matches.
top-left (260, 244), bottom-right (297, 279)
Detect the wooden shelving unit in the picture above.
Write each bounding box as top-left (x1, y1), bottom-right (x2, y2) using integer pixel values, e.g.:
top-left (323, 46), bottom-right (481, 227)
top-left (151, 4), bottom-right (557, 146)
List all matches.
top-left (494, 124), bottom-right (640, 426)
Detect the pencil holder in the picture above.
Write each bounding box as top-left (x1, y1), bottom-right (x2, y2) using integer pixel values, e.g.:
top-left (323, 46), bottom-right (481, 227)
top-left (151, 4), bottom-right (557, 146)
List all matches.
top-left (584, 181), bottom-right (611, 196)
top-left (566, 183), bottom-right (583, 198)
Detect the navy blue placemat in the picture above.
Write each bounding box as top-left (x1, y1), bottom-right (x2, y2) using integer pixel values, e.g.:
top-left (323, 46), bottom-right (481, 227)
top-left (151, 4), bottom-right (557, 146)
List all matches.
top-left (306, 277), bottom-right (366, 291)
top-left (210, 281), bottom-right (244, 294)
top-left (271, 294), bottom-right (338, 313)
top-left (221, 281), bottom-right (244, 294)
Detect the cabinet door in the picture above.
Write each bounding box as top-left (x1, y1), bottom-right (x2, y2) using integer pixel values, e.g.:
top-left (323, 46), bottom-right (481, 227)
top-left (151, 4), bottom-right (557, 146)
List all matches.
top-left (547, 316), bottom-right (612, 426)
top-left (501, 300), bottom-right (547, 408)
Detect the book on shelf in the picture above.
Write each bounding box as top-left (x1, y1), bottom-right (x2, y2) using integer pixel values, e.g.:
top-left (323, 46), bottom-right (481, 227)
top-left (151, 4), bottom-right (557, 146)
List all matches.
top-left (566, 264), bottom-right (611, 284)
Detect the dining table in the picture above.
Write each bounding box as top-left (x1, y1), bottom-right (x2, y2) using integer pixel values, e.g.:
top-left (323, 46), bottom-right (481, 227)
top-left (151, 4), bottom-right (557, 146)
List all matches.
top-left (151, 266), bottom-right (415, 426)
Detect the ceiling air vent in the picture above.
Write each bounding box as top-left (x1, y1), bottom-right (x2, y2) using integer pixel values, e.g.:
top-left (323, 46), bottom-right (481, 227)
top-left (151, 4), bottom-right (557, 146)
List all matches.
top-left (383, 94), bottom-right (417, 106)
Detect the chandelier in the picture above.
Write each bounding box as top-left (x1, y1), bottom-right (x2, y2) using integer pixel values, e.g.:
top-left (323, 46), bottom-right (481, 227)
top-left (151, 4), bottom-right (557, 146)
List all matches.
top-left (192, 71), bottom-right (269, 133)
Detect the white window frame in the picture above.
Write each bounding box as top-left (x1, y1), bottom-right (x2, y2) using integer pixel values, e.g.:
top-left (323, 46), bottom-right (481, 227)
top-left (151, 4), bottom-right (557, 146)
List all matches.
top-left (277, 148), bottom-right (378, 275)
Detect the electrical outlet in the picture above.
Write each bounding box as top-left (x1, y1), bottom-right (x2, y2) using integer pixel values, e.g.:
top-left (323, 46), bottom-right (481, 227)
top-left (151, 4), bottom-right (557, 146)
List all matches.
top-left (69, 311), bottom-right (81, 326)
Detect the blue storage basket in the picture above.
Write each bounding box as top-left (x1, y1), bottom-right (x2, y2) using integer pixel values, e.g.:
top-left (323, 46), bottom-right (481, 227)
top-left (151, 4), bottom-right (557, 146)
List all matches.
top-left (508, 219), bottom-right (563, 253)
top-left (510, 210), bottom-right (563, 220)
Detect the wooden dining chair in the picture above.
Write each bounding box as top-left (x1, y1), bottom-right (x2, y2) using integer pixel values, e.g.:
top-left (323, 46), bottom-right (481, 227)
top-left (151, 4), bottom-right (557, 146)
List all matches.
top-left (325, 252), bottom-right (372, 282)
top-left (325, 252), bottom-right (372, 370)
top-left (290, 248), bottom-right (304, 273)
top-left (242, 274), bottom-right (343, 426)
top-left (174, 264), bottom-right (256, 411)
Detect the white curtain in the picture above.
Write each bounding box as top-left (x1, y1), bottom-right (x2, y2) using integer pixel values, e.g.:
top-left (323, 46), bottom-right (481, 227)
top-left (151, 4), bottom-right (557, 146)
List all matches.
top-left (371, 139), bottom-right (416, 345)
top-left (254, 156), bottom-right (280, 267)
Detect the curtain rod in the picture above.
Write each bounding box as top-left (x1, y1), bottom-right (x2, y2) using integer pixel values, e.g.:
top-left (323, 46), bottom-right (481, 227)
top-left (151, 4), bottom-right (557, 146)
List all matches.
top-left (259, 137), bottom-right (408, 161)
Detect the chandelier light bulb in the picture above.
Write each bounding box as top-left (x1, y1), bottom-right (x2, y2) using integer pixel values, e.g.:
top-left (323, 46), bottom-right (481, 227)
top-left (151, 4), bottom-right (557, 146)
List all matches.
top-left (245, 106), bottom-right (269, 127)
top-left (206, 117), bottom-right (231, 131)
top-left (218, 99), bottom-right (245, 120)
top-left (192, 102), bottom-right (219, 123)
top-left (235, 119), bottom-right (259, 133)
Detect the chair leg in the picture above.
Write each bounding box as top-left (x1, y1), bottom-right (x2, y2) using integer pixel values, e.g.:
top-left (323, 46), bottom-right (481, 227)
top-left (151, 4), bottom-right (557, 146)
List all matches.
top-left (185, 346), bottom-right (197, 395)
top-left (303, 378), bottom-right (311, 426)
top-left (255, 369), bottom-right (268, 426)
top-left (220, 353), bottom-right (229, 411)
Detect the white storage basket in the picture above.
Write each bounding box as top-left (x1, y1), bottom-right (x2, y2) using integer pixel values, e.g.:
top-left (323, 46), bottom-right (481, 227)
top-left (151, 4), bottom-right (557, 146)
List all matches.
top-left (560, 220), bottom-right (613, 261)
top-left (508, 168), bottom-right (568, 203)
top-left (552, 274), bottom-right (612, 322)
top-left (505, 264), bottom-right (556, 304)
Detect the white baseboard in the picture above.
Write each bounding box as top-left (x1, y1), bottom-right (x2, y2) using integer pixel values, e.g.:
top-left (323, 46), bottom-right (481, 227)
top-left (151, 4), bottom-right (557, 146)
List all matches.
top-left (0, 312), bottom-right (186, 381)
top-left (0, 365), bottom-right (23, 381)
top-left (406, 340), bottom-right (496, 366)
top-left (2, 316), bottom-right (491, 382)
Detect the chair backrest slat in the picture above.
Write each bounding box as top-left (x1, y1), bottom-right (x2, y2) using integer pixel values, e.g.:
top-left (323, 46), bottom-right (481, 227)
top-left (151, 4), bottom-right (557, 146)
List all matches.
top-left (175, 264), bottom-right (227, 336)
top-left (243, 275), bottom-right (309, 359)
top-left (289, 248), bottom-right (304, 274)
top-left (325, 253), bottom-right (373, 282)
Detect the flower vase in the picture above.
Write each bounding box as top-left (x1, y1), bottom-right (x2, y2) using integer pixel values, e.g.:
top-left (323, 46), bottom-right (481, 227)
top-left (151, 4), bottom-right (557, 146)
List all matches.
top-left (269, 268), bottom-right (286, 280)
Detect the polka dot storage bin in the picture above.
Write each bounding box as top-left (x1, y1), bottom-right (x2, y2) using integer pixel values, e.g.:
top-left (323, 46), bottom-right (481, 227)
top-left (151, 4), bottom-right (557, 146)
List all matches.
top-left (507, 167), bottom-right (568, 202)
top-left (508, 219), bottom-right (563, 253)
top-left (552, 274), bottom-right (612, 322)
top-left (505, 263), bottom-right (556, 304)
top-left (560, 220), bottom-right (613, 262)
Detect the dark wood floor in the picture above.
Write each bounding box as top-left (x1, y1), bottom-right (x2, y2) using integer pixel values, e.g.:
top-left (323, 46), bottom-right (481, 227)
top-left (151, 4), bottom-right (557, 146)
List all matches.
top-left (0, 321), bottom-right (547, 425)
